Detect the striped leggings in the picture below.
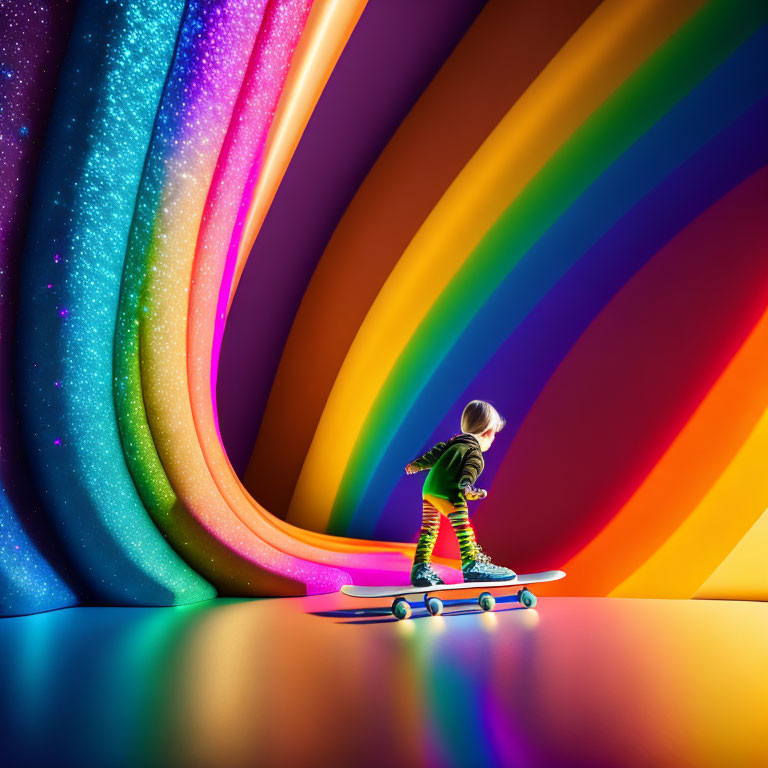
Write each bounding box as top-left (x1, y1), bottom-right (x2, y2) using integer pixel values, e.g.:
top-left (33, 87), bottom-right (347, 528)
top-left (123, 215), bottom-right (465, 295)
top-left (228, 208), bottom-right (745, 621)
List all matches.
top-left (414, 494), bottom-right (478, 567)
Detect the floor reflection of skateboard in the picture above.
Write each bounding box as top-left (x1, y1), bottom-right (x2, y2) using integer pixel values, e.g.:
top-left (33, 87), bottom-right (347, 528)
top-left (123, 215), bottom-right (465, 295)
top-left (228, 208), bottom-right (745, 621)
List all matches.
top-left (340, 570), bottom-right (566, 620)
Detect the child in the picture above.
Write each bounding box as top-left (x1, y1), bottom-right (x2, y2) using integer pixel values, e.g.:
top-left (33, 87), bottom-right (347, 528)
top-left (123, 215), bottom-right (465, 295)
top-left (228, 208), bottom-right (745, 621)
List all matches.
top-left (404, 400), bottom-right (516, 587)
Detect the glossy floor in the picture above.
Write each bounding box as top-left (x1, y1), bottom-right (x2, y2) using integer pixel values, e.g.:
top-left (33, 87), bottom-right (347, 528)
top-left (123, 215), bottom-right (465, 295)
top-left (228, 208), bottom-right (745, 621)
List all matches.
top-left (1, 595), bottom-right (766, 768)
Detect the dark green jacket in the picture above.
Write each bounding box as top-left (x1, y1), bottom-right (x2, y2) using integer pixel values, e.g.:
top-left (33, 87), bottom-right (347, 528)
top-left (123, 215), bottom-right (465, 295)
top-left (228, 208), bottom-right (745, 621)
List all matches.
top-left (409, 433), bottom-right (484, 505)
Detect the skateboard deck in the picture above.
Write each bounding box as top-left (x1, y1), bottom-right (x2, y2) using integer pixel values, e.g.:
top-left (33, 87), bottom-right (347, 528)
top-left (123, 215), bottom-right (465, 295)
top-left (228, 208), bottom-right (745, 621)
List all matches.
top-left (341, 570), bottom-right (565, 619)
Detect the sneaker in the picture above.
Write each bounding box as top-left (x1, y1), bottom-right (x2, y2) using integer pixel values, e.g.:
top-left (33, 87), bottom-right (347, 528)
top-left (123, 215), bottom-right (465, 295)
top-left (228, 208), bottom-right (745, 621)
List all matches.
top-left (462, 544), bottom-right (516, 582)
top-left (410, 562), bottom-right (445, 587)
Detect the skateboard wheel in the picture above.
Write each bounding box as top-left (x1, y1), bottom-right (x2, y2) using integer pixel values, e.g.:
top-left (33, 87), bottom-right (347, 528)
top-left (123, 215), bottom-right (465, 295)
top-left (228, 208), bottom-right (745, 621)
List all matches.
top-left (425, 596), bottom-right (443, 616)
top-left (392, 597), bottom-right (412, 620)
top-left (478, 592), bottom-right (495, 612)
top-left (517, 588), bottom-right (537, 609)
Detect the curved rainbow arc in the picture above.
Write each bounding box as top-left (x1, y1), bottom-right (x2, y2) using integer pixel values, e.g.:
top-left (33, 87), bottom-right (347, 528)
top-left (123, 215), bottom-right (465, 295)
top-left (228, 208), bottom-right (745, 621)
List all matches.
top-left (4, 0), bottom-right (767, 612)
top-left (186, 0), bottom-right (417, 560)
top-left (284, 0), bottom-right (710, 532)
top-left (15, 0), bottom-right (214, 606)
top-left (357, 33), bottom-right (768, 541)
top-left (114, 0), bottom-right (364, 595)
top-left (287, 0), bottom-right (766, 535)
top-left (208, 0), bottom-right (368, 444)
top-left (147, 0), bottom-right (418, 583)
top-left (226, 0), bottom-right (434, 566)
top-left (235, 0), bottom-right (767, 602)
top-left (485, 165), bottom-right (768, 594)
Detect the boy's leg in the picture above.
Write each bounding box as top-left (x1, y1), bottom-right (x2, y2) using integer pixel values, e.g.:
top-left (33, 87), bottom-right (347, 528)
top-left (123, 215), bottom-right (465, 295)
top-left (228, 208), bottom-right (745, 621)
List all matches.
top-left (430, 495), bottom-right (516, 581)
top-left (413, 497), bottom-right (441, 565)
top-left (446, 505), bottom-right (478, 568)
top-left (426, 495), bottom-right (477, 568)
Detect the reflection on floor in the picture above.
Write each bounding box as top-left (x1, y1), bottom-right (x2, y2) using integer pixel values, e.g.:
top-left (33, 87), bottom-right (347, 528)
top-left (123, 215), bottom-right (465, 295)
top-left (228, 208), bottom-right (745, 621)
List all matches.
top-left (1, 595), bottom-right (766, 768)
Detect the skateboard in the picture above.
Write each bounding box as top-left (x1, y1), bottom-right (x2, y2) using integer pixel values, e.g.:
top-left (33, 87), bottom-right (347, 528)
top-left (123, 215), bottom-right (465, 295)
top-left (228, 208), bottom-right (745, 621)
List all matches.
top-left (340, 570), bottom-right (565, 619)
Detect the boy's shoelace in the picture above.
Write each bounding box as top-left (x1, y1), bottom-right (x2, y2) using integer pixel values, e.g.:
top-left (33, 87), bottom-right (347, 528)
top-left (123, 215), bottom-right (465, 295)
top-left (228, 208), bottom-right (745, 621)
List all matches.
top-left (471, 545), bottom-right (493, 566)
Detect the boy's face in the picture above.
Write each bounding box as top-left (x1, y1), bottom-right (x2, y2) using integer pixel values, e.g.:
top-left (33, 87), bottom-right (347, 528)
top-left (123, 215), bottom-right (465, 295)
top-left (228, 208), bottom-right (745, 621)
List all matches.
top-left (479, 428), bottom-right (496, 452)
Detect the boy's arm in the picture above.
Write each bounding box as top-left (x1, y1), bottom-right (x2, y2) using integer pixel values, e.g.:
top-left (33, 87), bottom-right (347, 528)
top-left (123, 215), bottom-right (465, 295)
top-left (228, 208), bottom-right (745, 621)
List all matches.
top-left (406, 441), bottom-right (448, 472)
top-left (458, 446), bottom-right (484, 490)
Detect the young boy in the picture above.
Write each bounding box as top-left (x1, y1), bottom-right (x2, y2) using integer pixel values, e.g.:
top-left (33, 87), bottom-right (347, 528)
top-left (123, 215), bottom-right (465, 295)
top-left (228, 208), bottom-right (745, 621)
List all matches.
top-left (404, 400), bottom-right (516, 587)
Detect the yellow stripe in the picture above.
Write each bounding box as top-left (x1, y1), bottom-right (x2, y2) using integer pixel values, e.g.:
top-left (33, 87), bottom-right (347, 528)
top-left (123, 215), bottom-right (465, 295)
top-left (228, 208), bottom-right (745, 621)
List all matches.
top-left (694, 509), bottom-right (768, 600)
top-left (286, 0), bottom-right (705, 530)
top-left (611, 405), bottom-right (768, 598)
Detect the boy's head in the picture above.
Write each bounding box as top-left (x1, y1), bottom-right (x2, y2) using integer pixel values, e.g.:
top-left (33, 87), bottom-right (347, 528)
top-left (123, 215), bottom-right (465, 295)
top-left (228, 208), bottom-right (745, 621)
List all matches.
top-left (461, 400), bottom-right (505, 451)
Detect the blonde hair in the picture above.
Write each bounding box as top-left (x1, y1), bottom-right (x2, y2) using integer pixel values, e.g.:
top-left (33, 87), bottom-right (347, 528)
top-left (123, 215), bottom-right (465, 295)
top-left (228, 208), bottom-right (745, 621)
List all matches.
top-left (461, 400), bottom-right (505, 436)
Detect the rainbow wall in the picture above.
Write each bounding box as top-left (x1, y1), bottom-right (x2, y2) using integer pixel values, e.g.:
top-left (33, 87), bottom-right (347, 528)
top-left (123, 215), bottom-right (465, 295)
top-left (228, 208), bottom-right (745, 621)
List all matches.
top-left (2, 0), bottom-right (767, 616)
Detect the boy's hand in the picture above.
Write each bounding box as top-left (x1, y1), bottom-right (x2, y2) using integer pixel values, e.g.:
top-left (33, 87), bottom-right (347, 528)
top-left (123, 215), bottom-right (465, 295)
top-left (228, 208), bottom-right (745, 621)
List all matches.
top-left (462, 484), bottom-right (487, 500)
top-left (405, 463), bottom-right (419, 475)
